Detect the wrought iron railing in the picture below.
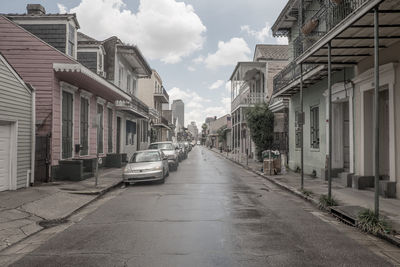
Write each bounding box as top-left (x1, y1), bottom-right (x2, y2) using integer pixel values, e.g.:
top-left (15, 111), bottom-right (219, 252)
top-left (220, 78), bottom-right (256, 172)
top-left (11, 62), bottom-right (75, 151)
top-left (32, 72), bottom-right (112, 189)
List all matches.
top-left (294, 0), bottom-right (369, 60)
top-left (273, 61), bottom-right (319, 94)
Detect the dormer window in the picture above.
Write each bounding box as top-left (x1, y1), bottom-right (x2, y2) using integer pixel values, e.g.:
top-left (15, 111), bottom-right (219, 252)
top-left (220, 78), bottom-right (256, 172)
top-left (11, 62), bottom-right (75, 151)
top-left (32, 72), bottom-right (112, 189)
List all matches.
top-left (68, 24), bottom-right (75, 57)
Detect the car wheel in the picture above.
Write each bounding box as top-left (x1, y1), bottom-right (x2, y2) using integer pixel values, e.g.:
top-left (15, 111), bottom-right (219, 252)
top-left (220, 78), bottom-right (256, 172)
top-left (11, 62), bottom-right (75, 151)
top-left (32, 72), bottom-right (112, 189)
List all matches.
top-left (124, 182), bottom-right (130, 187)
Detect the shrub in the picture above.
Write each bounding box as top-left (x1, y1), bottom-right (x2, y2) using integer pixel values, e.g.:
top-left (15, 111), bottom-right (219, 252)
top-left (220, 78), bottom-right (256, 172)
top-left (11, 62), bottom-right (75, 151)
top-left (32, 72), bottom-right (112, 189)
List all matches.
top-left (301, 189), bottom-right (313, 197)
top-left (318, 194), bottom-right (338, 210)
top-left (357, 209), bottom-right (391, 235)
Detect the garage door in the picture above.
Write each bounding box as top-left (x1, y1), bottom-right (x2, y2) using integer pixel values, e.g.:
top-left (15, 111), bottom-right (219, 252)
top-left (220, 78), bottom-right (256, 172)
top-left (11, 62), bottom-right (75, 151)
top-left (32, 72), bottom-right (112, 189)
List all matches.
top-left (0, 123), bottom-right (11, 191)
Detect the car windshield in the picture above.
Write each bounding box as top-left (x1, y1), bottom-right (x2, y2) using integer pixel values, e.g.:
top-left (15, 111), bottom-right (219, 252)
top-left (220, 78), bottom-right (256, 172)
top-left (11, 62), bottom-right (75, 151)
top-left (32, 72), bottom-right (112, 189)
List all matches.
top-left (149, 143), bottom-right (174, 150)
top-left (130, 151), bottom-right (161, 163)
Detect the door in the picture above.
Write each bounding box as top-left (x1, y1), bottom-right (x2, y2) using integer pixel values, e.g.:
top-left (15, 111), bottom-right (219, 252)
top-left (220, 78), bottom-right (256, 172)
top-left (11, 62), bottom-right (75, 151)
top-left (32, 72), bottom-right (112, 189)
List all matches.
top-left (35, 134), bottom-right (50, 183)
top-left (343, 102), bottom-right (350, 172)
top-left (116, 117), bottom-right (121, 154)
top-left (379, 90), bottom-right (389, 177)
top-left (0, 123), bottom-right (11, 191)
top-left (62, 91), bottom-right (73, 158)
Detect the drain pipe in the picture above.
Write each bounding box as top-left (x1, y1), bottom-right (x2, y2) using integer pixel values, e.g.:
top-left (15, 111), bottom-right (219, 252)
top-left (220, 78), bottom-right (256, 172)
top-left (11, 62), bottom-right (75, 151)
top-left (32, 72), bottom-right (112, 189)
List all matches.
top-left (27, 83), bottom-right (36, 186)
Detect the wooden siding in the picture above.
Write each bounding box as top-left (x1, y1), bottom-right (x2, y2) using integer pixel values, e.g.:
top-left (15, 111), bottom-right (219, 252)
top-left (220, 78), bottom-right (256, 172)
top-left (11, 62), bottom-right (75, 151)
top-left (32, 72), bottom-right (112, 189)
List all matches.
top-left (0, 16), bottom-right (119, 168)
top-left (0, 16), bottom-right (73, 139)
top-left (0, 56), bottom-right (32, 189)
top-left (20, 24), bottom-right (67, 54)
top-left (77, 52), bottom-right (97, 72)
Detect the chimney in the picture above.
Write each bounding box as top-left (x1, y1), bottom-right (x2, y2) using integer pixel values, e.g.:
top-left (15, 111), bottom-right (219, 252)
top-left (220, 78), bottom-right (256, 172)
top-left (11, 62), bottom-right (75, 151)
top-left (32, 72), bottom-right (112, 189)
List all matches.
top-left (26, 4), bottom-right (46, 15)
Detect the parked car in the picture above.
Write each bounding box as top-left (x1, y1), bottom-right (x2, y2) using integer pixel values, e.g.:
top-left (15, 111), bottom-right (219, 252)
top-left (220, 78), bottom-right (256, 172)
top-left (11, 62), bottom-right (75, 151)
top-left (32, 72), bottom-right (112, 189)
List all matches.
top-left (123, 150), bottom-right (169, 185)
top-left (197, 141), bottom-right (201, 145)
top-left (149, 142), bottom-right (179, 171)
top-left (184, 141), bottom-right (190, 152)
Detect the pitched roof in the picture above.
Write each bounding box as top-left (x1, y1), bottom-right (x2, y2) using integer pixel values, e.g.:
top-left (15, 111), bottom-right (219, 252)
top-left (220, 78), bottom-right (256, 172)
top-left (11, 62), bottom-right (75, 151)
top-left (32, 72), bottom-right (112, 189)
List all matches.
top-left (253, 44), bottom-right (289, 61)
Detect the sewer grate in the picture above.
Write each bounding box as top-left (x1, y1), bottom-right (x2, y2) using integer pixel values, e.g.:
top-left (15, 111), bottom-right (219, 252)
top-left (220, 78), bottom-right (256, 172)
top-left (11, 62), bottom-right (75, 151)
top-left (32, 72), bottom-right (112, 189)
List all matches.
top-left (330, 206), bottom-right (364, 226)
top-left (39, 218), bottom-right (69, 228)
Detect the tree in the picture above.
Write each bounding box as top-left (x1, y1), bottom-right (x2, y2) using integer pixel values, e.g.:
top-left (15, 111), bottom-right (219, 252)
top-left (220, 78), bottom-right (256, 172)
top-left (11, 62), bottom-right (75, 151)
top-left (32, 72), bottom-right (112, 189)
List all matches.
top-left (217, 125), bottom-right (227, 143)
top-left (245, 103), bottom-right (274, 160)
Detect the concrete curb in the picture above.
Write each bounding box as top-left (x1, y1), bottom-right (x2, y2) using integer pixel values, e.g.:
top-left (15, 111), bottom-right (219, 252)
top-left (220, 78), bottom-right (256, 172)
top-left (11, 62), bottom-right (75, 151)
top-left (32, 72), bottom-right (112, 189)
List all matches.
top-left (208, 148), bottom-right (400, 248)
top-left (0, 179), bottom-right (123, 253)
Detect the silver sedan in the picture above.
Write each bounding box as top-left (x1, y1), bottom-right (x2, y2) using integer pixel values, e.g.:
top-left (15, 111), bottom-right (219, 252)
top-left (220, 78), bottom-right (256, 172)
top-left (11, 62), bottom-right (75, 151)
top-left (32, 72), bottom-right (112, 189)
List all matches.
top-left (123, 150), bottom-right (169, 185)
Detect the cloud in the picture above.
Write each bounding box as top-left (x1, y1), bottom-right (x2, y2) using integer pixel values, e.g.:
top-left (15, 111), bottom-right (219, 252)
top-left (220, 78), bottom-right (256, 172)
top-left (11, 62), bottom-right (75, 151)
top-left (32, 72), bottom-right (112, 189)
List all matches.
top-left (209, 80), bottom-right (224, 90)
top-left (70, 0), bottom-right (206, 63)
top-left (192, 55), bottom-right (204, 64)
top-left (225, 81), bottom-right (231, 92)
top-left (187, 66), bottom-right (196, 72)
top-left (276, 37), bottom-right (288, 45)
top-left (57, 3), bottom-right (67, 13)
top-left (241, 22), bottom-right (271, 43)
top-left (204, 38), bottom-right (251, 69)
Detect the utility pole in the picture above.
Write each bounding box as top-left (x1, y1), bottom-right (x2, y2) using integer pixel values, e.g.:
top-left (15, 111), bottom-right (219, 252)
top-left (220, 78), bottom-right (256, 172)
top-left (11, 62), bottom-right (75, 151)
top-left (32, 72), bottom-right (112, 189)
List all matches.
top-left (300, 63), bottom-right (304, 190)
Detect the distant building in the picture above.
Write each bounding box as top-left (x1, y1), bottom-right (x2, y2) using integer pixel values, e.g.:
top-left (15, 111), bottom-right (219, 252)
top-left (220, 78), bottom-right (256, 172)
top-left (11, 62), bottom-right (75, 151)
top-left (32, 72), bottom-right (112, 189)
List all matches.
top-left (187, 122), bottom-right (199, 141)
top-left (172, 99), bottom-right (184, 131)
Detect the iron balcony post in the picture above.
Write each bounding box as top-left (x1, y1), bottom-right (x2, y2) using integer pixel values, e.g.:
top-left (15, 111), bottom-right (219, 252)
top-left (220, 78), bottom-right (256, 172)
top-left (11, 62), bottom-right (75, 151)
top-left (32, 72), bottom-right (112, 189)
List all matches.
top-left (300, 63), bottom-right (304, 190)
top-left (374, 5), bottom-right (380, 216)
top-left (328, 41), bottom-right (332, 199)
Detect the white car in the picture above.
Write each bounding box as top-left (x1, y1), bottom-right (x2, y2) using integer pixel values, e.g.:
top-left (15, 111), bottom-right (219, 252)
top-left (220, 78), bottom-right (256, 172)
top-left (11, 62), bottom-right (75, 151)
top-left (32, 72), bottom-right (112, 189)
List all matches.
top-left (123, 150), bottom-right (169, 185)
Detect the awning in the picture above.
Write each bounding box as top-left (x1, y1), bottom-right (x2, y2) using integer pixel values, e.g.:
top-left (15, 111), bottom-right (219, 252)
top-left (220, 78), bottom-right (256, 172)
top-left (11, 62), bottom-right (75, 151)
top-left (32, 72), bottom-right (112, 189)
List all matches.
top-left (53, 63), bottom-right (130, 102)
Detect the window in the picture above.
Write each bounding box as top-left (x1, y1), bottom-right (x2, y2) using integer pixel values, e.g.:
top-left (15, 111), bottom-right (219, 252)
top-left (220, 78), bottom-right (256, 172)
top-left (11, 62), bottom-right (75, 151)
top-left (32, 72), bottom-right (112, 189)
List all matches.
top-left (80, 97), bottom-right (89, 155)
top-left (118, 67), bottom-right (124, 87)
top-left (126, 120), bottom-right (136, 145)
top-left (97, 104), bottom-right (104, 154)
top-left (108, 108), bottom-right (113, 153)
top-left (154, 81), bottom-right (157, 92)
top-left (132, 77), bottom-right (137, 95)
top-left (98, 52), bottom-right (103, 72)
top-left (142, 120), bottom-right (148, 142)
top-left (62, 91), bottom-right (73, 158)
top-left (295, 111), bottom-right (301, 149)
top-left (68, 24), bottom-right (75, 57)
top-left (310, 106), bottom-right (320, 149)
top-left (127, 74), bottom-right (132, 94)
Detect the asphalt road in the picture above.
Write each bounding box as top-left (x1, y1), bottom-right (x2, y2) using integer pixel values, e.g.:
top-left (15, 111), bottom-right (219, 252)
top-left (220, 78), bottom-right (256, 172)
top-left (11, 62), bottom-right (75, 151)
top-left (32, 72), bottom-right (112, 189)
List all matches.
top-left (10, 147), bottom-right (397, 266)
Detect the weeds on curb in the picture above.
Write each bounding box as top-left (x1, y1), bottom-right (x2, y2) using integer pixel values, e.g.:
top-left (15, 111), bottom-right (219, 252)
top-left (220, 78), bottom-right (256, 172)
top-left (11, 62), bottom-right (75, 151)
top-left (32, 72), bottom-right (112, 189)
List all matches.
top-left (318, 194), bottom-right (338, 210)
top-left (357, 209), bottom-right (391, 235)
top-left (301, 189), bottom-right (313, 197)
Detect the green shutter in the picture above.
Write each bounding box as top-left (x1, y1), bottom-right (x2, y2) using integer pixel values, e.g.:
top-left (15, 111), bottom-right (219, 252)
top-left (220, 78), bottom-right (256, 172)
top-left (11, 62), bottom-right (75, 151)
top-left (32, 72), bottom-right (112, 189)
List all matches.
top-left (62, 91), bottom-right (73, 158)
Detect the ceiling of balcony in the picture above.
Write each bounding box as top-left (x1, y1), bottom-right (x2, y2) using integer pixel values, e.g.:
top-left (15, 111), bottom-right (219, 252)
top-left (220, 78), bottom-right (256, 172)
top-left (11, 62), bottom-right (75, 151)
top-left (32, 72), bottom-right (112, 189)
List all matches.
top-left (301, 0), bottom-right (400, 65)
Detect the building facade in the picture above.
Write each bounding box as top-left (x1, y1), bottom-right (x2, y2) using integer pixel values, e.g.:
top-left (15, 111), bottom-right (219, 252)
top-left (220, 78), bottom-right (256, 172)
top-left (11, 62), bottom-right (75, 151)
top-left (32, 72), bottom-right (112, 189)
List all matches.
top-left (172, 99), bottom-right (185, 132)
top-left (0, 54), bottom-right (34, 191)
top-left (230, 45), bottom-right (288, 162)
top-left (0, 13), bottom-right (131, 182)
top-left (272, 0), bottom-right (400, 198)
top-left (137, 70), bottom-right (171, 142)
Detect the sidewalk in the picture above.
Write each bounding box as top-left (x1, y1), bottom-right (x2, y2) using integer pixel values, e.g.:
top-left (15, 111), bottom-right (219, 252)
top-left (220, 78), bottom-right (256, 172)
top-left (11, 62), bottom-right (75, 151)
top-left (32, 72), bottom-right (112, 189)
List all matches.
top-left (0, 168), bottom-right (123, 252)
top-left (210, 148), bottom-right (400, 244)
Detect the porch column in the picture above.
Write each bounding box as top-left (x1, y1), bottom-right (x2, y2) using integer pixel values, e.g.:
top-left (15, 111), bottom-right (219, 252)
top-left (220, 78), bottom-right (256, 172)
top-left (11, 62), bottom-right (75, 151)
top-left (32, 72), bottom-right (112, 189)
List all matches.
top-left (328, 41), bottom-right (332, 199)
top-left (373, 5), bottom-right (380, 216)
top-left (300, 63), bottom-right (304, 190)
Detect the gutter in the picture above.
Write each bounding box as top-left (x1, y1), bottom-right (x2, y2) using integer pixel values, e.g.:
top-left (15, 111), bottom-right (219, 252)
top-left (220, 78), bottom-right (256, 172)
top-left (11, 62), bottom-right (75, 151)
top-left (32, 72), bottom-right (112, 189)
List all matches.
top-left (26, 83), bottom-right (36, 186)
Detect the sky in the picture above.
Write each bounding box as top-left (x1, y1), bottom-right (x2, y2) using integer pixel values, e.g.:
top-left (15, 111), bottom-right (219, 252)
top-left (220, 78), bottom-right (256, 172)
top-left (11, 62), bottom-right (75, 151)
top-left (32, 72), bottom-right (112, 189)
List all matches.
top-left (1, 0), bottom-right (288, 127)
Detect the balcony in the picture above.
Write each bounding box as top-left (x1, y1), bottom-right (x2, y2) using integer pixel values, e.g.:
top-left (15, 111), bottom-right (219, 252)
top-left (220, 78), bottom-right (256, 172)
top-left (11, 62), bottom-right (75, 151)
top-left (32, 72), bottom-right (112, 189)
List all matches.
top-left (273, 61), bottom-right (321, 95)
top-left (154, 86), bottom-right (169, 103)
top-left (231, 91), bottom-right (266, 112)
top-left (115, 95), bottom-right (149, 119)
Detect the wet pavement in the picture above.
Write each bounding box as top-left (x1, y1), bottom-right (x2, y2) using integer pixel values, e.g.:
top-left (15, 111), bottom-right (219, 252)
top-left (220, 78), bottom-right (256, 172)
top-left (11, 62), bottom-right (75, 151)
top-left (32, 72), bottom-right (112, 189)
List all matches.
top-left (6, 147), bottom-right (399, 266)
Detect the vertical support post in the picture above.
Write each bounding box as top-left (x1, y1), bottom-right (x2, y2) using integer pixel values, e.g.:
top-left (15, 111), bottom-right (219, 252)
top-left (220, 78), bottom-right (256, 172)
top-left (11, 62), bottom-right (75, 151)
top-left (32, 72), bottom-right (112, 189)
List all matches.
top-left (300, 63), bottom-right (304, 190)
top-left (374, 6), bottom-right (380, 216)
top-left (328, 41), bottom-right (332, 199)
